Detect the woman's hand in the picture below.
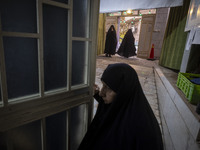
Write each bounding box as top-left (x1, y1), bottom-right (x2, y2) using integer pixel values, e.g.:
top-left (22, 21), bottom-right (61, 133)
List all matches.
top-left (93, 84), bottom-right (100, 95)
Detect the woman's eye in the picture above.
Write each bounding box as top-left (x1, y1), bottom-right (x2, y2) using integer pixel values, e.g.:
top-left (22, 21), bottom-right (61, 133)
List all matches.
top-left (102, 83), bottom-right (111, 91)
top-left (105, 86), bottom-right (110, 90)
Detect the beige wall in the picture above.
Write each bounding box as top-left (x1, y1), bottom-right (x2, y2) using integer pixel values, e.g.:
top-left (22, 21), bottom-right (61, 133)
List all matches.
top-left (151, 8), bottom-right (170, 59)
top-left (105, 16), bottom-right (118, 33)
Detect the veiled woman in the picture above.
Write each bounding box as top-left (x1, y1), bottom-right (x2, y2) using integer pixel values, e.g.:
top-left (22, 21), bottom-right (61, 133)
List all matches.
top-left (117, 29), bottom-right (136, 58)
top-left (104, 25), bottom-right (117, 57)
top-left (78, 63), bottom-right (163, 150)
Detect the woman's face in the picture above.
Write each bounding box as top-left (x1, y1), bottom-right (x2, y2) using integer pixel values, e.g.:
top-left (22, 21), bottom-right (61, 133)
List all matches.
top-left (99, 81), bottom-right (117, 104)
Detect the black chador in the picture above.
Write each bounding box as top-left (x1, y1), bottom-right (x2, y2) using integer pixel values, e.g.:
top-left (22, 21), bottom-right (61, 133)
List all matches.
top-left (78, 63), bottom-right (164, 150)
top-left (104, 25), bottom-right (117, 57)
top-left (117, 29), bottom-right (136, 58)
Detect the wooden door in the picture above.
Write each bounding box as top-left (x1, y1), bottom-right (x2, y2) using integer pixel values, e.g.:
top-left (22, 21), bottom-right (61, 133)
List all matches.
top-left (137, 15), bottom-right (155, 58)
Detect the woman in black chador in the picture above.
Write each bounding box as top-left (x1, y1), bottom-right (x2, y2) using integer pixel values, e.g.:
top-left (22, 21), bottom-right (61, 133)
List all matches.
top-left (78, 63), bottom-right (164, 150)
top-left (117, 29), bottom-right (136, 58)
top-left (104, 25), bottom-right (117, 57)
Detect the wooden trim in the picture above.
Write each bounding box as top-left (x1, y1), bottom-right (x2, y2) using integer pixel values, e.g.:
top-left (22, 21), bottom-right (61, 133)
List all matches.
top-left (88, 0), bottom-right (100, 122)
top-left (41, 118), bottom-right (46, 150)
top-left (68, 0), bottom-right (73, 91)
top-left (2, 31), bottom-right (39, 38)
top-left (85, 41), bottom-right (89, 85)
top-left (85, 103), bottom-right (89, 131)
top-left (67, 109), bottom-right (71, 150)
top-left (87, 0), bottom-right (93, 89)
top-left (42, 0), bottom-right (70, 9)
top-left (38, 0), bottom-right (45, 97)
top-left (7, 86), bottom-right (89, 105)
top-left (7, 93), bottom-right (41, 103)
top-left (44, 87), bottom-right (68, 95)
top-left (71, 37), bottom-right (92, 41)
top-left (0, 16), bottom-right (8, 106)
top-left (71, 84), bottom-right (88, 90)
top-left (0, 91), bottom-right (90, 132)
top-left (86, 0), bottom-right (91, 38)
top-left (66, 111), bottom-right (69, 150)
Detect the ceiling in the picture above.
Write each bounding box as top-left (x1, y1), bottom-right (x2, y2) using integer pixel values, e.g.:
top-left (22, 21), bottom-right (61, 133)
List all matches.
top-left (100, 0), bottom-right (183, 13)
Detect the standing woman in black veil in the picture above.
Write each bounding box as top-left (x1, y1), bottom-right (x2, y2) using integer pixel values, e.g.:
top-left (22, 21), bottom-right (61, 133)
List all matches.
top-left (117, 29), bottom-right (136, 58)
top-left (104, 25), bottom-right (117, 57)
top-left (78, 63), bottom-right (164, 150)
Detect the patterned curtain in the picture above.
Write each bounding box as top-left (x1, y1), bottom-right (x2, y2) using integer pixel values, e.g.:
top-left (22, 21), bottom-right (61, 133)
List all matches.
top-left (159, 0), bottom-right (190, 70)
top-left (97, 13), bottom-right (106, 55)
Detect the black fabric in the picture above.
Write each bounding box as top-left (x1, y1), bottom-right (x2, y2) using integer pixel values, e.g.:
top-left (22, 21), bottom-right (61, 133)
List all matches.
top-left (117, 29), bottom-right (136, 58)
top-left (78, 63), bottom-right (163, 150)
top-left (104, 25), bottom-right (117, 55)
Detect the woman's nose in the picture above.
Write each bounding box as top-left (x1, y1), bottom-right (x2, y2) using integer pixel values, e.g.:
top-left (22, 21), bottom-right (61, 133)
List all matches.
top-left (99, 88), bottom-right (105, 97)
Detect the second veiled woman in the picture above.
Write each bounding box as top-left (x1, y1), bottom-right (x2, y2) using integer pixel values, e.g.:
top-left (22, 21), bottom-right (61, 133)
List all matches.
top-left (117, 29), bottom-right (136, 58)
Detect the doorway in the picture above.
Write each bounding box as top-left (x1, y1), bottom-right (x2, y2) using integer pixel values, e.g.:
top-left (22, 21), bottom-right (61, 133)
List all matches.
top-left (103, 9), bottom-right (156, 57)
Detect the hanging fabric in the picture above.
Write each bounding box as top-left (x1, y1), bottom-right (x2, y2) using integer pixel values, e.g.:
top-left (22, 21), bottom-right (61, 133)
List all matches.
top-left (97, 14), bottom-right (106, 55)
top-left (159, 0), bottom-right (190, 70)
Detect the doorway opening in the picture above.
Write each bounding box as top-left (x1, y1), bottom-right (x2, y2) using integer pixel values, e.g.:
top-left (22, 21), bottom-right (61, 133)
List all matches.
top-left (105, 9), bottom-right (156, 56)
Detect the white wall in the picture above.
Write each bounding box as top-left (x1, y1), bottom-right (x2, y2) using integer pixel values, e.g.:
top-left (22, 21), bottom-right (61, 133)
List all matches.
top-left (155, 67), bottom-right (200, 150)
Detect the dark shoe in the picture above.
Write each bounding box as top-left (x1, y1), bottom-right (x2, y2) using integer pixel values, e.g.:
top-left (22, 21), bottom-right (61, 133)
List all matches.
top-left (105, 54), bottom-right (108, 57)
